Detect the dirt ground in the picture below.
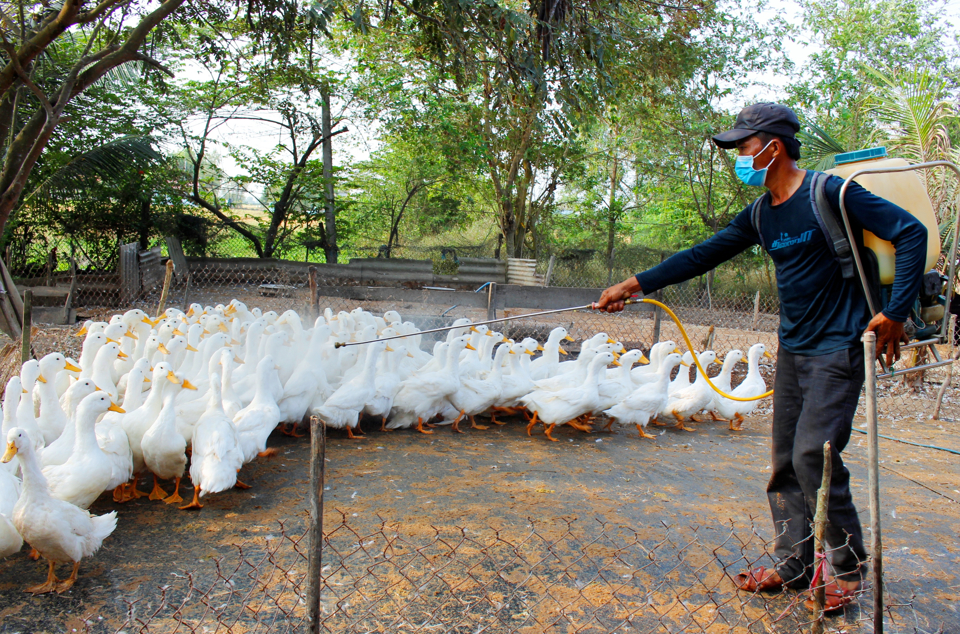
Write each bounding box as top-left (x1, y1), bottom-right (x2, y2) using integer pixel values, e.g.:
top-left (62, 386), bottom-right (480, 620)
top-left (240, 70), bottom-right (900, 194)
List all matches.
top-left (0, 408), bottom-right (957, 633)
top-left (0, 298), bottom-right (957, 632)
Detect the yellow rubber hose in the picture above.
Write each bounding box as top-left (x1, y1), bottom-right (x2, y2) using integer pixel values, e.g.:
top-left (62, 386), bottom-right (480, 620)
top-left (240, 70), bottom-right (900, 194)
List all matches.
top-left (633, 298), bottom-right (774, 402)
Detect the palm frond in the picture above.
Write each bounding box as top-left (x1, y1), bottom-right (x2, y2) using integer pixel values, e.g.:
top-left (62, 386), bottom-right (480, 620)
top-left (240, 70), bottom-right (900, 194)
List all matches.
top-left (864, 65), bottom-right (953, 164)
top-left (797, 120), bottom-right (851, 171)
top-left (23, 136), bottom-right (164, 208)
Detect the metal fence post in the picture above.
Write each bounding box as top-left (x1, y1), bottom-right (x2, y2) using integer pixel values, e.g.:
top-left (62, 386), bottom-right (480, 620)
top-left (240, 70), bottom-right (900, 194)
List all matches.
top-left (863, 331), bottom-right (883, 634)
top-left (307, 415), bottom-right (326, 634)
top-left (21, 289), bottom-right (32, 363)
top-left (811, 440), bottom-right (832, 634)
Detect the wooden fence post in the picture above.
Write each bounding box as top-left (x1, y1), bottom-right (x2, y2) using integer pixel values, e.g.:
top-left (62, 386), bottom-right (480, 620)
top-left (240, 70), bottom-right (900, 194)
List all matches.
top-left (309, 266), bottom-right (319, 323)
top-left (811, 440), bottom-right (832, 634)
top-left (863, 331), bottom-right (884, 634)
top-left (306, 416), bottom-right (326, 634)
top-left (544, 255), bottom-right (556, 287)
top-left (486, 282), bottom-right (498, 321)
top-left (21, 289), bottom-right (32, 363)
top-left (751, 290), bottom-right (761, 331)
top-left (155, 260), bottom-right (174, 318)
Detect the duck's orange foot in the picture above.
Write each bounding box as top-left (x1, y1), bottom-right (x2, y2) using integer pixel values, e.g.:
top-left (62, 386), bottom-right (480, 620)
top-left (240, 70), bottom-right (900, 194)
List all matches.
top-left (257, 447), bottom-right (279, 458)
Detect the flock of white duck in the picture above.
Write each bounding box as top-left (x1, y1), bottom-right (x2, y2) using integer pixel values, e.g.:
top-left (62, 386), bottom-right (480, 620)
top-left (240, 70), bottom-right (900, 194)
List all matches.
top-left (0, 300), bottom-right (771, 593)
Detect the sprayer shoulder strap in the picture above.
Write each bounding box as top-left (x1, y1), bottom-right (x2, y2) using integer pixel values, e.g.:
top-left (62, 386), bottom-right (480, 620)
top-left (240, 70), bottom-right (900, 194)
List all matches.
top-left (749, 172), bottom-right (856, 280)
top-left (808, 171), bottom-right (857, 280)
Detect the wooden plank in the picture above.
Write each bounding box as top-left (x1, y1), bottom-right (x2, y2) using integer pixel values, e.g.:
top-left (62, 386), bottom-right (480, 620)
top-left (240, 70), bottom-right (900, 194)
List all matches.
top-left (119, 243), bottom-right (139, 304)
top-left (164, 236), bottom-right (190, 281)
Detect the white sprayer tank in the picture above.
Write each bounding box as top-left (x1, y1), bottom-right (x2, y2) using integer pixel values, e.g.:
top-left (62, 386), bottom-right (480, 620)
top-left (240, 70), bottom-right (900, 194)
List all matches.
top-left (826, 147), bottom-right (940, 285)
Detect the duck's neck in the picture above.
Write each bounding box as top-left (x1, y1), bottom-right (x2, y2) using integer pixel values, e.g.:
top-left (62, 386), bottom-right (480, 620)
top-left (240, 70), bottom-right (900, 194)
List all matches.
top-left (584, 360), bottom-right (605, 385)
top-left (143, 380), bottom-right (167, 412)
top-left (36, 373), bottom-right (60, 408)
top-left (16, 446), bottom-right (50, 501)
top-left (747, 352), bottom-right (763, 381)
top-left (73, 406), bottom-right (103, 455)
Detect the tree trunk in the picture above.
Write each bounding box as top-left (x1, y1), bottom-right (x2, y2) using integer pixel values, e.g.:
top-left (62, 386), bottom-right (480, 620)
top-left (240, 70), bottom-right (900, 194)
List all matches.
top-left (605, 155), bottom-right (619, 261)
top-left (321, 85), bottom-right (337, 264)
top-left (138, 192), bottom-right (152, 250)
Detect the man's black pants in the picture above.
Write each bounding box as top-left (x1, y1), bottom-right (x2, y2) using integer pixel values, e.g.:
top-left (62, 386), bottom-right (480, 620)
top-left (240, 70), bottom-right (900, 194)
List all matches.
top-left (768, 345), bottom-right (868, 588)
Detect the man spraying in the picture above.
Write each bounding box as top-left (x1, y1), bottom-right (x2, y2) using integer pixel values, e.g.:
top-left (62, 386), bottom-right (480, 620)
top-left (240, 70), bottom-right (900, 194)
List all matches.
top-left (596, 103), bottom-right (927, 610)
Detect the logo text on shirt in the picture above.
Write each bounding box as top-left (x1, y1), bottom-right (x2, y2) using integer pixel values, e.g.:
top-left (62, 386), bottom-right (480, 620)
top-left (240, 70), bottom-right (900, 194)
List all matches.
top-left (770, 230), bottom-right (814, 251)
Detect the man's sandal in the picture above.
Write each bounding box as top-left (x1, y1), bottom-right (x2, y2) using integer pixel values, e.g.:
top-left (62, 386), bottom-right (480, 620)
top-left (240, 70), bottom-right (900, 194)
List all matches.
top-left (804, 580), bottom-right (858, 612)
top-left (734, 566), bottom-right (784, 592)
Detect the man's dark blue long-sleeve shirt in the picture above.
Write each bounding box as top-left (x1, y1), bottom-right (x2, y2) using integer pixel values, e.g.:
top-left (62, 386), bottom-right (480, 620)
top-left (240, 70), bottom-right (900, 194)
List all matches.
top-left (636, 171), bottom-right (928, 356)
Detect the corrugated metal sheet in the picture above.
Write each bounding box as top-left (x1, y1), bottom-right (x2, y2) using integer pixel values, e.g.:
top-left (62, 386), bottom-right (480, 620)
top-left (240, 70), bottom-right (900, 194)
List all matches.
top-left (119, 243), bottom-right (139, 305)
top-left (139, 246), bottom-right (164, 292)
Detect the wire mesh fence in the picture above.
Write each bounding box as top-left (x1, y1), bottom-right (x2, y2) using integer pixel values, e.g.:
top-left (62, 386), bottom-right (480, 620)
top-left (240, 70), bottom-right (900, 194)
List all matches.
top-left (6, 240), bottom-right (958, 425)
top-left (80, 513), bottom-right (940, 634)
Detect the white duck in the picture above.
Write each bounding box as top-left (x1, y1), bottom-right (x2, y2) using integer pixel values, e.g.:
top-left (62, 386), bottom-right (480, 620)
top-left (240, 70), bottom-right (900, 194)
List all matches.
top-left (668, 351), bottom-right (696, 395)
top-left (315, 341), bottom-right (388, 438)
top-left (521, 351), bottom-right (616, 441)
top-left (661, 350), bottom-right (719, 431)
top-left (447, 343), bottom-right (510, 432)
top-left (705, 349), bottom-right (746, 422)
top-left (2, 427), bottom-right (118, 594)
top-left (388, 336), bottom-right (473, 433)
top-left (39, 379), bottom-right (98, 469)
top-left (115, 362), bottom-right (178, 496)
top-left (278, 325), bottom-right (332, 430)
top-left (180, 373), bottom-right (244, 510)
top-left (605, 352), bottom-right (684, 438)
top-left (0, 464), bottom-right (22, 558)
top-left (41, 393), bottom-right (123, 509)
top-left (235, 356), bottom-right (283, 463)
top-left (7, 376), bottom-right (43, 451)
top-left (141, 387), bottom-right (187, 504)
top-left (716, 343), bottom-right (772, 430)
top-left (363, 344), bottom-right (406, 431)
top-left (90, 341), bottom-right (126, 402)
top-left (529, 327), bottom-right (575, 380)
top-left (35, 353), bottom-right (79, 445)
top-left (596, 349), bottom-right (646, 416)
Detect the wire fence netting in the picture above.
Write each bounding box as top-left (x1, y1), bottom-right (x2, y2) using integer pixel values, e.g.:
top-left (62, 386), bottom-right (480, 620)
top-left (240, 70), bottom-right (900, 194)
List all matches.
top-left (69, 514), bottom-right (936, 634)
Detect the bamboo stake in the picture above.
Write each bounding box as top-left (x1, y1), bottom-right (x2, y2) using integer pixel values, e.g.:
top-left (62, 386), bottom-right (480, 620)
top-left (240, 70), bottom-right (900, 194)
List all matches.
top-left (306, 415), bottom-right (326, 634)
top-left (932, 315), bottom-right (956, 421)
top-left (863, 331), bottom-right (884, 634)
top-left (811, 440), bottom-right (832, 634)
top-left (155, 260), bottom-right (174, 318)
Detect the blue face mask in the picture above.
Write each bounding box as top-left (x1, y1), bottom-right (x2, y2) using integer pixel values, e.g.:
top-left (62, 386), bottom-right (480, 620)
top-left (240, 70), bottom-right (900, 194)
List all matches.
top-left (735, 140), bottom-right (776, 187)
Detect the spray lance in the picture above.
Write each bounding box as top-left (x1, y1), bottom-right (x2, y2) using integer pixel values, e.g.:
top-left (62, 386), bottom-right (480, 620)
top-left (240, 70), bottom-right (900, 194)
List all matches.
top-left (333, 298), bottom-right (773, 402)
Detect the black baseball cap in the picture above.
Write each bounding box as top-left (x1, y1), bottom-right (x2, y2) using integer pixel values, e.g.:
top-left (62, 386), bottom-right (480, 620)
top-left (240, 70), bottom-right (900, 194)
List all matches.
top-left (712, 103), bottom-right (802, 149)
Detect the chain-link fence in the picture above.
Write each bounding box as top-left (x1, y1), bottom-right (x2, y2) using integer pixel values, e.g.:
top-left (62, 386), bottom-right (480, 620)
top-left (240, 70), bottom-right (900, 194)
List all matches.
top-left (6, 234), bottom-right (957, 424)
top-left (61, 513), bottom-right (937, 634)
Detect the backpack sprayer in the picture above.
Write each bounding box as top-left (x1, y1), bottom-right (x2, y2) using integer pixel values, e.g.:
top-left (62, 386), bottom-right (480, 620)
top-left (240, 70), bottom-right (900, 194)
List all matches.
top-left (827, 150), bottom-right (960, 378)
